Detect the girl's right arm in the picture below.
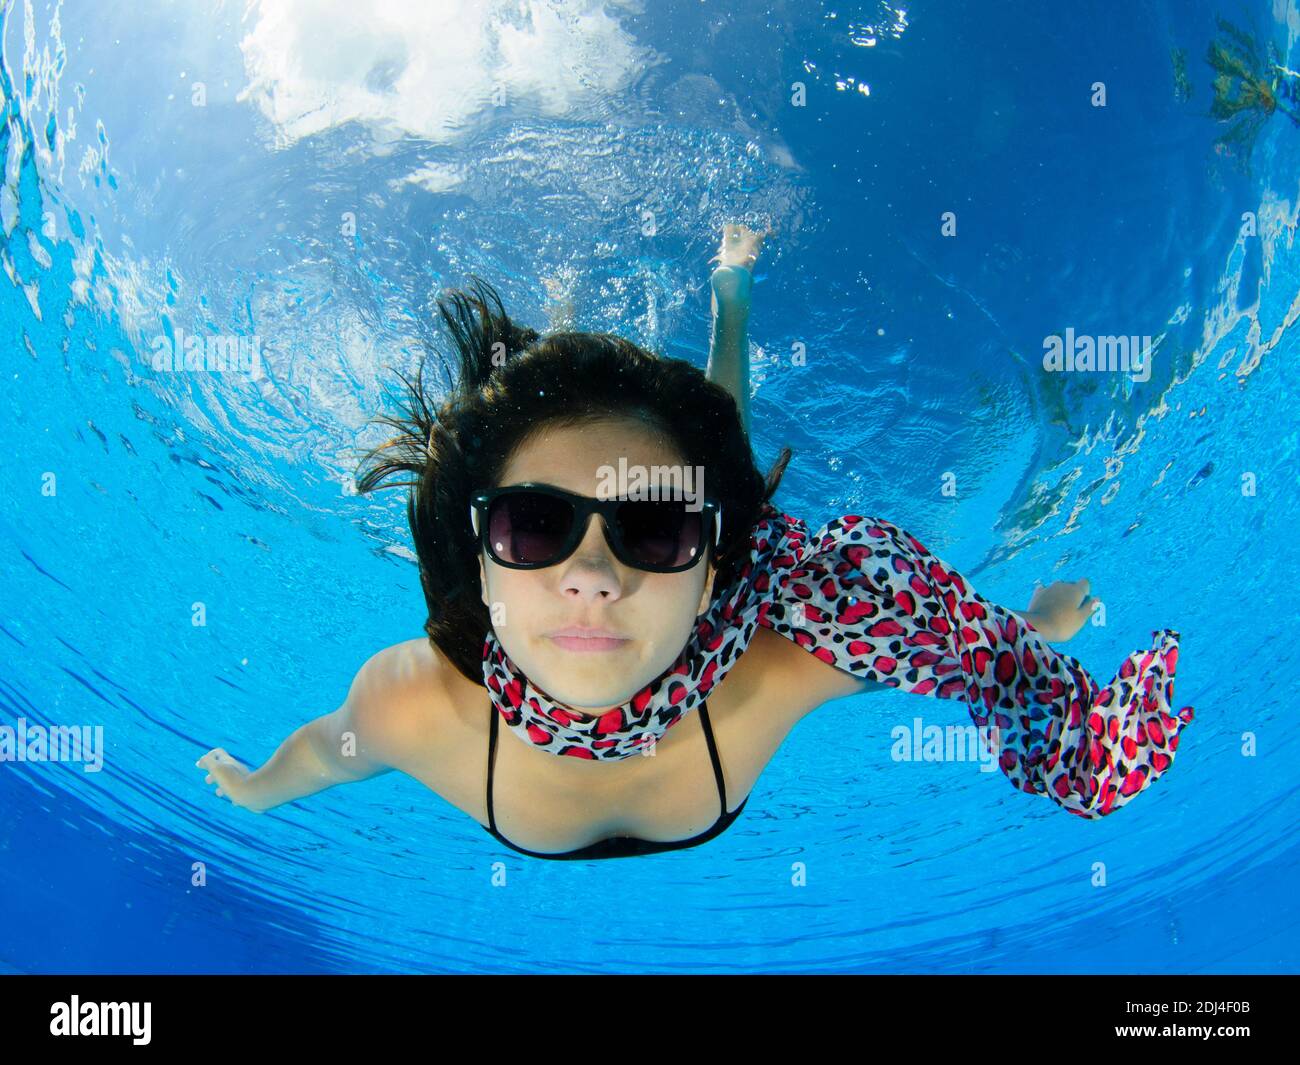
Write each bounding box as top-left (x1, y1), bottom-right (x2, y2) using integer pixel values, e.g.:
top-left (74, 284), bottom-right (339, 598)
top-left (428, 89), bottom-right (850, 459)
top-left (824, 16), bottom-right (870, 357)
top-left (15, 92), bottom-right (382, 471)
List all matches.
top-left (706, 223), bottom-right (766, 438)
top-left (197, 649), bottom-right (406, 813)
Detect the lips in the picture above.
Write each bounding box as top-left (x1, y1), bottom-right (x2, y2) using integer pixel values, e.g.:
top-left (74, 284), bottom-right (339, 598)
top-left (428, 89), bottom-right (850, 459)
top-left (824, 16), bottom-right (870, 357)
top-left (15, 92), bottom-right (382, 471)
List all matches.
top-left (545, 626), bottom-right (631, 653)
top-left (547, 626), bottom-right (630, 640)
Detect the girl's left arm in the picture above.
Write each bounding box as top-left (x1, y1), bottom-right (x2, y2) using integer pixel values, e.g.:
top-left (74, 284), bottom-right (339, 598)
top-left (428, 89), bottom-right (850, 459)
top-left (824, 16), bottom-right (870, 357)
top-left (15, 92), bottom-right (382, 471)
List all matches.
top-left (757, 512), bottom-right (1192, 818)
top-left (763, 582), bottom-right (1089, 715)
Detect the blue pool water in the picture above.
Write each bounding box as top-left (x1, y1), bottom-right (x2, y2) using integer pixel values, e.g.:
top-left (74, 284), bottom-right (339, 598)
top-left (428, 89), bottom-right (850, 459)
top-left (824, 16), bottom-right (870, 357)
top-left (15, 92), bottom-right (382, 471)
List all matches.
top-left (1, 0), bottom-right (1297, 974)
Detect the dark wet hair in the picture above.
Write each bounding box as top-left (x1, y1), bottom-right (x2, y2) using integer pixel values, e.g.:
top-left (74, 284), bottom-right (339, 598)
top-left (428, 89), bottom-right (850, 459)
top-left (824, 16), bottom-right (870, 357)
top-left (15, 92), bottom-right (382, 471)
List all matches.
top-left (354, 277), bottom-right (792, 685)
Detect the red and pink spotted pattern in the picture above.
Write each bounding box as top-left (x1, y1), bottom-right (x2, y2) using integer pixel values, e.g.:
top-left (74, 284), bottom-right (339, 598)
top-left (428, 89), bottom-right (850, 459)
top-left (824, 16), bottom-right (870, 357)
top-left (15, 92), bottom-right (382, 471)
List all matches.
top-left (749, 510), bottom-right (1193, 818)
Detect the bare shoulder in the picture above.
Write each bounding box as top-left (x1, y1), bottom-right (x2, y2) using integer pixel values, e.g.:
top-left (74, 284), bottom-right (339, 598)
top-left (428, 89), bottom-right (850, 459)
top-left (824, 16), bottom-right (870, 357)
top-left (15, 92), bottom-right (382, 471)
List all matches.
top-left (738, 624), bottom-right (889, 724)
top-left (359, 638), bottom-right (449, 700)
top-left (339, 638), bottom-right (475, 777)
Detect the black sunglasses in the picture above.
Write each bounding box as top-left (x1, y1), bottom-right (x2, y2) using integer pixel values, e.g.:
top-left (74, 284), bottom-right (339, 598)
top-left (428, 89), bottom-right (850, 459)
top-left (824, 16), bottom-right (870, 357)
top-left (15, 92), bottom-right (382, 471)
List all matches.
top-left (470, 482), bottom-right (722, 573)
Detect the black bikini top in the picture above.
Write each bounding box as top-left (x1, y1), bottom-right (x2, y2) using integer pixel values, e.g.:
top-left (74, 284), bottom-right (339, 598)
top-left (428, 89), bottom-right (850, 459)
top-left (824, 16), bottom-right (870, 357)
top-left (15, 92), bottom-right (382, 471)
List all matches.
top-left (483, 697), bottom-right (748, 860)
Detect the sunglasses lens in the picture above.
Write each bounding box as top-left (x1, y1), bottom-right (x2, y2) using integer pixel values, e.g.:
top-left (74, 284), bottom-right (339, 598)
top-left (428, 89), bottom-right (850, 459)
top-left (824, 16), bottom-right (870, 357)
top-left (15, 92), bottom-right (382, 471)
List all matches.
top-left (486, 492), bottom-right (575, 565)
top-left (616, 501), bottom-right (704, 569)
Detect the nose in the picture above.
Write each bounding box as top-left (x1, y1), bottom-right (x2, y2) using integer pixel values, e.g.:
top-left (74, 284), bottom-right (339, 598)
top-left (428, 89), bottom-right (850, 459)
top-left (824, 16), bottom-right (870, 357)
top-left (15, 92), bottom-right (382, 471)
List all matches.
top-left (558, 512), bottom-right (623, 601)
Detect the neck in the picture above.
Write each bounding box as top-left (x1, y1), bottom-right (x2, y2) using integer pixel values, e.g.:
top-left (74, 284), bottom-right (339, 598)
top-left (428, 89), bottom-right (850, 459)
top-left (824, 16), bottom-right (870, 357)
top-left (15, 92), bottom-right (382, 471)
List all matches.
top-left (532, 681), bottom-right (627, 720)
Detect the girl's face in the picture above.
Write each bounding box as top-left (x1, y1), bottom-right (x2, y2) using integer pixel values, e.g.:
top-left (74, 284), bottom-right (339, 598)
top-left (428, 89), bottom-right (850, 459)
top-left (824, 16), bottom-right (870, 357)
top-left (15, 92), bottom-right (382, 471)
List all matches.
top-left (478, 417), bottom-right (716, 717)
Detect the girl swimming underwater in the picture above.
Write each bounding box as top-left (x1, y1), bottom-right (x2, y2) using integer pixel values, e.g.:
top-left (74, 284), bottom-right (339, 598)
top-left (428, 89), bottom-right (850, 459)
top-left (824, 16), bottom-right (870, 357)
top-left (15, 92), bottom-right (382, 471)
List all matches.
top-left (196, 224), bottom-right (1193, 859)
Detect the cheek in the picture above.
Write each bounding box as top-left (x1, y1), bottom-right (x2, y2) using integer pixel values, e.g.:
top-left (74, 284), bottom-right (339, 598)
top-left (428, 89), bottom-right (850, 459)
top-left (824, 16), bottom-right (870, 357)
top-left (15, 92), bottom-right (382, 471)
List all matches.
top-left (646, 571), bottom-right (709, 620)
top-left (483, 567), bottom-right (537, 628)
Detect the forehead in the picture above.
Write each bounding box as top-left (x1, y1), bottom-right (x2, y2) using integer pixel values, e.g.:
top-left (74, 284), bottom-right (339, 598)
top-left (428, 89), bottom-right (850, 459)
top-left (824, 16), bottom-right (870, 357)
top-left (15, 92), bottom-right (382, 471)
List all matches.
top-left (498, 417), bottom-right (688, 493)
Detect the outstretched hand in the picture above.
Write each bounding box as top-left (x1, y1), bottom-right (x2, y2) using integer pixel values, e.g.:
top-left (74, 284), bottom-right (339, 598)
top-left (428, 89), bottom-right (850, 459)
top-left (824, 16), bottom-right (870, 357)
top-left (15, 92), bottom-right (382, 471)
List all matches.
top-left (196, 747), bottom-right (265, 813)
top-left (1023, 579), bottom-right (1098, 642)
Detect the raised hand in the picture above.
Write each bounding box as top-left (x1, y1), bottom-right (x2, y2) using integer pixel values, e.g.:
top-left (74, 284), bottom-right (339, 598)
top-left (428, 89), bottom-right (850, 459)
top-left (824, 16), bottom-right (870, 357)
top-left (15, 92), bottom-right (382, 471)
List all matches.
top-left (711, 223), bottom-right (767, 271)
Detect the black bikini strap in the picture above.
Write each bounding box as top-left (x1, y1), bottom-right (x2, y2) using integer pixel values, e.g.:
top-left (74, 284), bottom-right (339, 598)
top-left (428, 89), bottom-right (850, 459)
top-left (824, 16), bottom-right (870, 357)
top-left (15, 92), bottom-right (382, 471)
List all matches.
top-left (486, 702), bottom-right (499, 832)
top-left (696, 700), bottom-right (728, 817)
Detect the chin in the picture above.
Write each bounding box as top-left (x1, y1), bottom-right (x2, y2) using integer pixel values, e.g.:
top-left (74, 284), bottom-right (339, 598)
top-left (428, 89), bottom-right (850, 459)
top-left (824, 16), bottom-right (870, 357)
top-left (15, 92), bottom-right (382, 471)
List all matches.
top-left (528, 663), bottom-right (656, 715)
top-left (508, 632), bottom-right (673, 706)
top-left (535, 675), bottom-right (638, 711)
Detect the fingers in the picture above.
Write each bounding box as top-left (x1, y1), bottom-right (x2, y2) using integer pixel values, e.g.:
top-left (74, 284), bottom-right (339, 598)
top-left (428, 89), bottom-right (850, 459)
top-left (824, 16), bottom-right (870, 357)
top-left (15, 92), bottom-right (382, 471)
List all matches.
top-left (199, 751), bottom-right (236, 804)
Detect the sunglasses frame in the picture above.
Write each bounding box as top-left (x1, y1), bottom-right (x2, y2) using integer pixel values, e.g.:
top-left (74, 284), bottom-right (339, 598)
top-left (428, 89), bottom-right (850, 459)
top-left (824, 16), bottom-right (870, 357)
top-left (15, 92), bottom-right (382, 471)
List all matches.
top-left (470, 482), bottom-right (723, 573)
